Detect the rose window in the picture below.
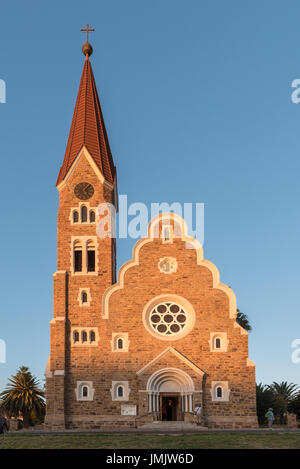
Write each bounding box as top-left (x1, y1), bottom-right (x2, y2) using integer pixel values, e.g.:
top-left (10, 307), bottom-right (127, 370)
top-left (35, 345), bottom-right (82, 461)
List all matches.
top-left (149, 302), bottom-right (187, 336)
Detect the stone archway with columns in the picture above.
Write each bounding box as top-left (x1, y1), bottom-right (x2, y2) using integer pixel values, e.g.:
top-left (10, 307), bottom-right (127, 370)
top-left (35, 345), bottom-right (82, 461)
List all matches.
top-left (146, 367), bottom-right (198, 419)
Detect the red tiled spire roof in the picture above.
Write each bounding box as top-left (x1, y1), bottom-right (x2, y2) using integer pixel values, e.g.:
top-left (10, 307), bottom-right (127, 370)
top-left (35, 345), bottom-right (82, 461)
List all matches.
top-left (57, 53), bottom-right (116, 186)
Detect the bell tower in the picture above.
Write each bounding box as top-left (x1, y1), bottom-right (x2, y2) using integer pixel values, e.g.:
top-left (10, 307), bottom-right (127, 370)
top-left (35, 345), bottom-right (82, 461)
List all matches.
top-left (45, 27), bottom-right (117, 429)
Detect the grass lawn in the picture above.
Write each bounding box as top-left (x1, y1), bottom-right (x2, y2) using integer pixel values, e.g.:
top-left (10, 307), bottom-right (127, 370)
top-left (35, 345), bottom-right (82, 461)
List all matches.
top-left (1, 432), bottom-right (300, 449)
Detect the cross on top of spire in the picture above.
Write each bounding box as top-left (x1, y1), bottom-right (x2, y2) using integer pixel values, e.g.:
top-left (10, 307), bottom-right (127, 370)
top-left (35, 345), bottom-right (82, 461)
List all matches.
top-left (81, 23), bottom-right (95, 43)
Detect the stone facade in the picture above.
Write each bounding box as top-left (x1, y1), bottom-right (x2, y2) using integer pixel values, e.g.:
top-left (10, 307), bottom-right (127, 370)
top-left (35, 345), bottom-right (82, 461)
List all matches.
top-left (45, 192), bottom-right (257, 429)
top-left (44, 50), bottom-right (258, 430)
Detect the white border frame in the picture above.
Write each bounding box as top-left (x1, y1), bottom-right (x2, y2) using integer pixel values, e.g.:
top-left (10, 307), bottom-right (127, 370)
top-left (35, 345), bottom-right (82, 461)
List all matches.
top-left (75, 381), bottom-right (95, 401)
top-left (77, 288), bottom-right (91, 307)
top-left (111, 333), bottom-right (130, 352)
top-left (210, 381), bottom-right (230, 402)
top-left (71, 327), bottom-right (99, 346)
top-left (111, 381), bottom-right (131, 401)
top-left (209, 332), bottom-right (229, 352)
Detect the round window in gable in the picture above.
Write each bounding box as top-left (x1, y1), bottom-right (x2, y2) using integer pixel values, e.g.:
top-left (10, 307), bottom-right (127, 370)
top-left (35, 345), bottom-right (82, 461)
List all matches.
top-left (143, 296), bottom-right (196, 341)
top-left (149, 302), bottom-right (188, 337)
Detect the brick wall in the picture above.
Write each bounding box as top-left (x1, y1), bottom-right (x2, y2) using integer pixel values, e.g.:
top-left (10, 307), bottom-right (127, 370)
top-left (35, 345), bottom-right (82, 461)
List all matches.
top-left (45, 156), bottom-right (257, 430)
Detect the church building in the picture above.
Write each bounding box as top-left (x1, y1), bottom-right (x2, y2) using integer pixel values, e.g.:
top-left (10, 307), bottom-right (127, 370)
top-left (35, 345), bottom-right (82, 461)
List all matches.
top-left (45, 33), bottom-right (258, 430)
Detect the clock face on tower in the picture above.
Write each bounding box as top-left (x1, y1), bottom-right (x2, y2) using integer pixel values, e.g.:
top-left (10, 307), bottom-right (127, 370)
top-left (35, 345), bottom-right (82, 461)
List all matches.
top-left (74, 182), bottom-right (94, 200)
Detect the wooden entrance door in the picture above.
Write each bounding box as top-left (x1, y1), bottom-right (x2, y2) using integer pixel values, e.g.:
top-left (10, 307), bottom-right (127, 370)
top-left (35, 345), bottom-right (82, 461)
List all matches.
top-left (160, 393), bottom-right (182, 421)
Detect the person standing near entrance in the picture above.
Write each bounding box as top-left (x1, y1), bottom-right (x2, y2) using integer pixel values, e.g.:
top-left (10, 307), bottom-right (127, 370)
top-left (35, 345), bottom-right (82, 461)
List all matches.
top-left (265, 408), bottom-right (275, 429)
top-left (194, 405), bottom-right (202, 425)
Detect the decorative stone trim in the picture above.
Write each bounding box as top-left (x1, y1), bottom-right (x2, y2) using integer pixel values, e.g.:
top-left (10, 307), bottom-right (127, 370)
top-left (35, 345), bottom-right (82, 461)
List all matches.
top-left (247, 358), bottom-right (256, 367)
top-left (54, 370), bottom-right (65, 376)
top-left (71, 327), bottom-right (99, 346)
top-left (49, 317), bottom-right (66, 324)
top-left (209, 332), bottom-right (229, 352)
top-left (210, 381), bottom-right (230, 402)
top-left (234, 321), bottom-right (248, 335)
top-left (158, 257), bottom-right (178, 274)
top-left (44, 356), bottom-right (52, 378)
top-left (137, 347), bottom-right (205, 377)
top-left (111, 333), bottom-right (129, 352)
top-left (52, 270), bottom-right (67, 277)
top-left (77, 288), bottom-right (91, 307)
top-left (111, 381), bottom-right (131, 401)
top-left (57, 147), bottom-right (106, 191)
top-left (75, 381), bottom-right (95, 401)
top-left (102, 213), bottom-right (240, 323)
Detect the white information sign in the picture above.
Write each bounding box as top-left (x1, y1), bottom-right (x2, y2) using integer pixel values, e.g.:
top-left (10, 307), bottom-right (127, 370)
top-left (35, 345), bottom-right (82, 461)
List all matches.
top-left (121, 405), bottom-right (137, 416)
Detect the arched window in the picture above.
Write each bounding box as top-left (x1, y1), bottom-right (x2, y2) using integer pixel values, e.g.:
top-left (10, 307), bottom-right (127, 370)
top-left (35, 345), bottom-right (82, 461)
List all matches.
top-left (210, 333), bottom-right (227, 352)
top-left (215, 338), bottom-right (221, 349)
top-left (112, 334), bottom-right (128, 352)
top-left (111, 381), bottom-right (130, 401)
top-left (117, 338), bottom-right (123, 350)
top-left (74, 240), bottom-right (82, 272)
top-left (81, 331), bottom-right (87, 343)
top-left (73, 210), bottom-right (79, 223)
top-left (216, 386), bottom-right (223, 398)
top-left (163, 226), bottom-right (170, 241)
top-left (162, 225), bottom-right (173, 243)
top-left (87, 240), bottom-right (95, 272)
top-left (89, 210), bottom-right (95, 223)
top-left (81, 291), bottom-right (88, 304)
top-left (73, 330), bottom-right (79, 343)
top-left (76, 381), bottom-right (94, 401)
top-left (90, 330), bottom-right (96, 343)
top-left (81, 205), bottom-right (87, 222)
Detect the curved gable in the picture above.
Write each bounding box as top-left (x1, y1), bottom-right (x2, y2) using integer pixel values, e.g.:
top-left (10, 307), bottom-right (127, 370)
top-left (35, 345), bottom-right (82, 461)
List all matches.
top-left (102, 213), bottom-right (237, 319)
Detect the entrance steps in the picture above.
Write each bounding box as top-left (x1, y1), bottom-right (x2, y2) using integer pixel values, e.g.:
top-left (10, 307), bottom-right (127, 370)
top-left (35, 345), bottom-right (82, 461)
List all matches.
top-left (140, 421), bottom-right (208, 432)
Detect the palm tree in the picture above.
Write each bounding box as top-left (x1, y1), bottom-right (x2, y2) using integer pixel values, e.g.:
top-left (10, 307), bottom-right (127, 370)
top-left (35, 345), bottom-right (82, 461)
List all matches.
top-left (267, 381), bottom-right (299, 402)
top-left (0, 366), bottom-right (45, 427)
top-left (256, 383), bottom-right (274, 425)
top-left (288, 392), bottom-right (300, 419)
top-left (267, 381), bottom-right (299, 423)
top-left (236, 309), bottom-right (252, 331)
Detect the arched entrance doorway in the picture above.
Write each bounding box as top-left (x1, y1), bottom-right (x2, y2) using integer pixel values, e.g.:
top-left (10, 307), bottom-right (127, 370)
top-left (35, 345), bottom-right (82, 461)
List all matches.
top-left (146, 368), bottom-right (194, 421)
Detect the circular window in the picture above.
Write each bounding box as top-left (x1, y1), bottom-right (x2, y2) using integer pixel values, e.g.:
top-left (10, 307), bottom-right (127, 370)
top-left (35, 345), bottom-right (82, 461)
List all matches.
top-left (143, 295), bottom-right (196, 341)
top-left (149, 302), bottom-right (188, 337)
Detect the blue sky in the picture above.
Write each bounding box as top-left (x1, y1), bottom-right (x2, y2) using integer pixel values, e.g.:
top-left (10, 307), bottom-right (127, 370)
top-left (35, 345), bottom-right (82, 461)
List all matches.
top-left (0, 0), bottom-right (300, 391)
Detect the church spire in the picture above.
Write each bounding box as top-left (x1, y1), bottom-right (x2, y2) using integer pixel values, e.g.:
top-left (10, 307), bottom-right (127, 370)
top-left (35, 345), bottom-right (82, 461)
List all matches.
top-left (56, 27), bottom-right (116, 186)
